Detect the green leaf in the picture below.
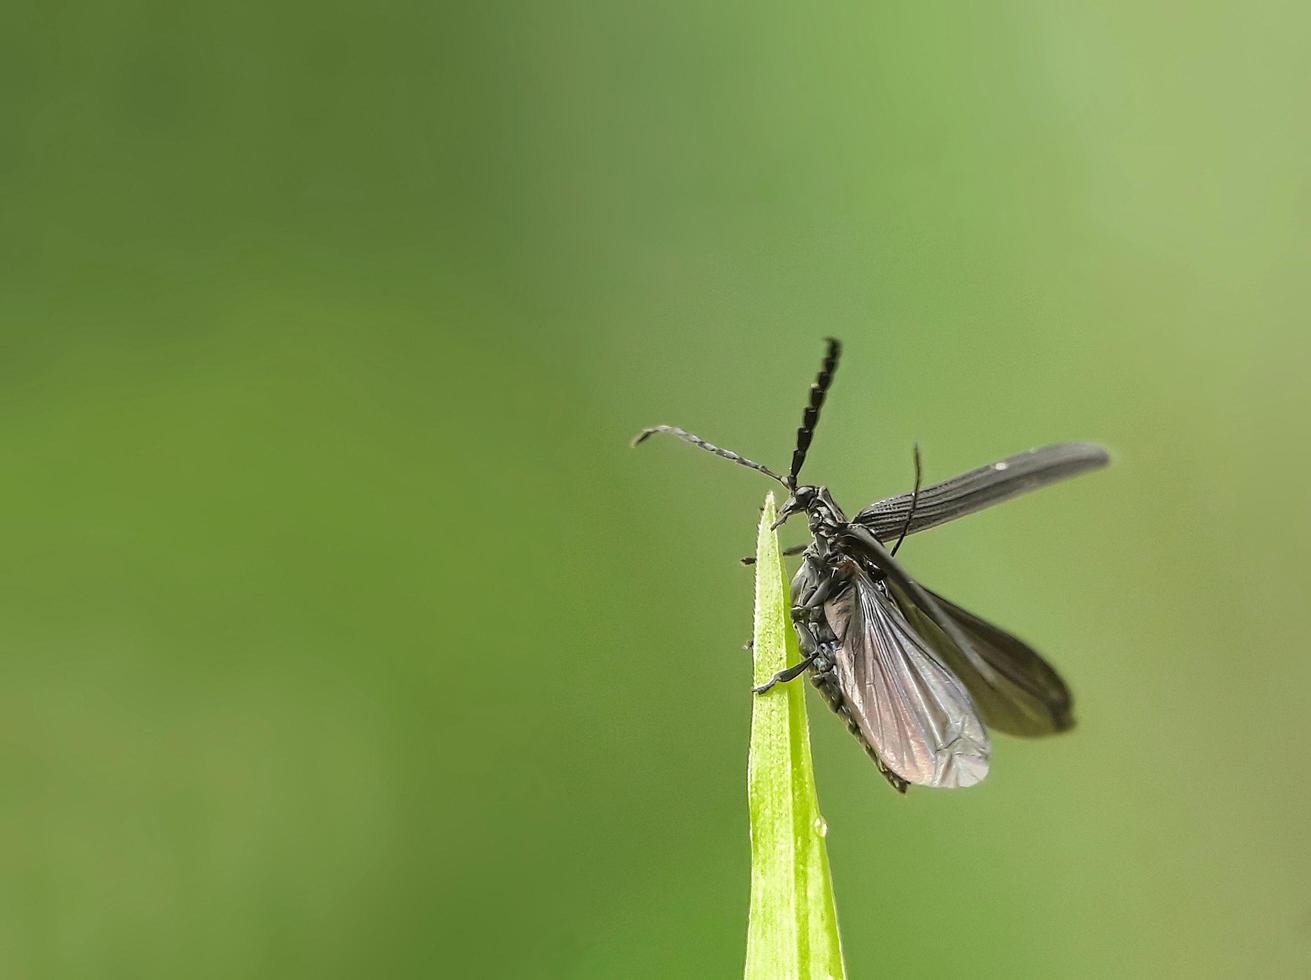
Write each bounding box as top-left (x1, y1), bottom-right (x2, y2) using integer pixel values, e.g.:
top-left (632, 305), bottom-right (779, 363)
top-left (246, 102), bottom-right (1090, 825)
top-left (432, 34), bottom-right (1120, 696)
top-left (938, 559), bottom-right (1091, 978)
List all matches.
top-left (745, 493), bottom-right (847, 980)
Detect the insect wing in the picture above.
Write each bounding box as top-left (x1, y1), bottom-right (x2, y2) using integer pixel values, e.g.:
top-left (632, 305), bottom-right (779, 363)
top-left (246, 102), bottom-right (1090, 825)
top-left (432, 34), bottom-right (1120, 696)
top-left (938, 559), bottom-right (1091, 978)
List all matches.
top-left (836, 523), bottom-right (992, 687)
top-left (854, 442), bottom-right (1110, 541)
top-left (824, 567), bottom-right (990, 789)
top-left (891, 585), bottom-right (1074, 736)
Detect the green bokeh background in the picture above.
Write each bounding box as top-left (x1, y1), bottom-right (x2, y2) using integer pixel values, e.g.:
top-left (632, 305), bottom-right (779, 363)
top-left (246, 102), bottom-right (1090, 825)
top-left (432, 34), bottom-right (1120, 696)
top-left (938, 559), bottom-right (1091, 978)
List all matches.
top-left (2, 3), bottom-right (1308, 977)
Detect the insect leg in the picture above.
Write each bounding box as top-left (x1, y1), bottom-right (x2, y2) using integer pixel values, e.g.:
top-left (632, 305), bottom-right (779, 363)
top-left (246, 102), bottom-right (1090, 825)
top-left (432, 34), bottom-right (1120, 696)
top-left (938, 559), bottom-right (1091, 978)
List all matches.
top-left (739, 543), bottom-right (807, 566)
top-left (791, 569), bottom-right (837, 621)
top-left (752, 651), bottom-right (820, 694)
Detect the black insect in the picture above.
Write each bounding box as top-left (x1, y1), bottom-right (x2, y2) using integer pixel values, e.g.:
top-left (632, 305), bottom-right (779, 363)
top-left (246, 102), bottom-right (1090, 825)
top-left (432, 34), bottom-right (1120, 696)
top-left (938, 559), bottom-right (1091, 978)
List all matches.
top-left (633, 339), bottom-right (1109, 791)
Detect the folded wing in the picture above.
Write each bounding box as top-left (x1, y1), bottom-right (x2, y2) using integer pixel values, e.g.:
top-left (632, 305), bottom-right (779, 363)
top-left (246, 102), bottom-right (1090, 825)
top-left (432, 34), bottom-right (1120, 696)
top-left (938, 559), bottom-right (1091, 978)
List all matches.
top-left (824, 566), bottom-right (990, 789)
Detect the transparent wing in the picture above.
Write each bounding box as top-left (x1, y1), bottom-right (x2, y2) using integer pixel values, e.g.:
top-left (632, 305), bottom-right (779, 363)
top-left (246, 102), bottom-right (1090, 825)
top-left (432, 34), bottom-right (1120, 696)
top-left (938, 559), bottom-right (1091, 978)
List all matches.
top-left (854, 442), bottom-right (1110, 541)
top-left (891, 584), bottom-right (1074, 736)
top-left (824, 567), bottom-right (990, 789)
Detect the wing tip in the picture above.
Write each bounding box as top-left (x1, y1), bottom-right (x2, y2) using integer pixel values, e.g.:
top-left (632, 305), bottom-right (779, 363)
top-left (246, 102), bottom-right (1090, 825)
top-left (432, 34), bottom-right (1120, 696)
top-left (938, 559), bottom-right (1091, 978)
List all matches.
top-left (1058, 441), bottom-right (1113, 469)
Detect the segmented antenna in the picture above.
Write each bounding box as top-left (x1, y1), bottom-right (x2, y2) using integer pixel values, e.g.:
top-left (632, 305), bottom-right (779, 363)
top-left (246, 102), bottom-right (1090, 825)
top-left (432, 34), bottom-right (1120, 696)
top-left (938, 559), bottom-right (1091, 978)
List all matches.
top-left (788, 337), bottom-right (842, 487)
top-left (631, 425), bottom-right (788, 486)
top-left (890, 442), bottom-right (921, 557)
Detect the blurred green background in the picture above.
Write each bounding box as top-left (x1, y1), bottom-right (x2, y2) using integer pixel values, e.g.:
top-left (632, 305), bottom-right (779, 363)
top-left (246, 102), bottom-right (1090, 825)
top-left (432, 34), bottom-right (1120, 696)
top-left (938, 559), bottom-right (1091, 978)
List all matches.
top-left (2, 1), bottom-right (1308, 977)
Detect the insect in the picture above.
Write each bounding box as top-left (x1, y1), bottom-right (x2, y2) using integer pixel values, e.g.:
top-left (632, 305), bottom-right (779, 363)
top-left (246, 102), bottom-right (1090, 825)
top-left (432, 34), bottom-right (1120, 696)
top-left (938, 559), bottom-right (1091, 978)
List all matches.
top-left (633, 339), bottom-right (1109, 791)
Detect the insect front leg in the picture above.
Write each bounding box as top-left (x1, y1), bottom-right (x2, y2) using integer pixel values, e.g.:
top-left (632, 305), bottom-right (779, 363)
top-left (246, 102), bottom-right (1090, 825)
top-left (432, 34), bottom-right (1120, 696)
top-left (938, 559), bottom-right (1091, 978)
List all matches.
top-left (751, 557), bottom-right (841, 696)
top-left (790, 560), bottom-right (838, 624)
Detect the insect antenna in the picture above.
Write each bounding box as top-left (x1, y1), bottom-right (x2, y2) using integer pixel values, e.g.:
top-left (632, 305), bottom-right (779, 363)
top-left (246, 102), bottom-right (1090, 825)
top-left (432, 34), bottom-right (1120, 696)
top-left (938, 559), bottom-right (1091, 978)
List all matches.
top-left (631, 425), bottom-right (788, 486)
top-left (788, 337), bottom-right (842, 488)
top-left (889, 442), bottom-right (921, 557)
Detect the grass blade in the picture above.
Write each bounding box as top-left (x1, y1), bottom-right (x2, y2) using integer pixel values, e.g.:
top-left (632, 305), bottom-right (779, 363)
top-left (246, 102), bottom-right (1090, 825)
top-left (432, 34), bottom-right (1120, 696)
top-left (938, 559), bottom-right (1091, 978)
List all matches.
top-left (745, 493), bottom-right (846, 980)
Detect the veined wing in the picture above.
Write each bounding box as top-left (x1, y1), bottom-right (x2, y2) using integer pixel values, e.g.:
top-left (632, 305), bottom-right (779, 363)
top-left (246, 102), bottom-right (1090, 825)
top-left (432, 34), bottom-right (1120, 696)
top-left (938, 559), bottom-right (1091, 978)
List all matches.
top-left (854, 442), bottom-right (1110, 541)
top-left (824, 565), bottom-right (990, 789)
top-left (892, 584), bottom-right (1074, 736)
